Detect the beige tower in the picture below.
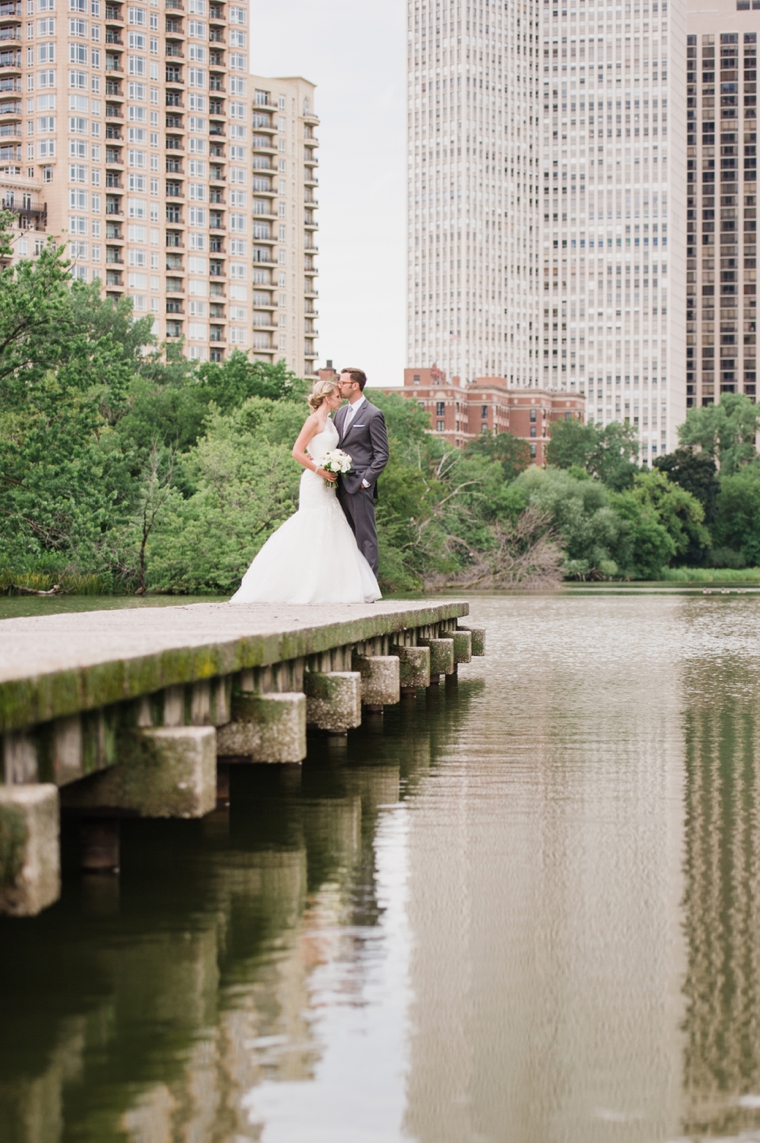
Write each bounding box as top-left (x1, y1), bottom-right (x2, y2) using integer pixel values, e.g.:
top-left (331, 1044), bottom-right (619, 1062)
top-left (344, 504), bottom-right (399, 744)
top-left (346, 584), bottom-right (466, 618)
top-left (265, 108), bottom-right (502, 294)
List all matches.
top-left (0, 0), bottom-right (318, 375)
top-left (686, 0), bottom-right (760, 408)
top-left (248, 73), bottom-right (318, 377)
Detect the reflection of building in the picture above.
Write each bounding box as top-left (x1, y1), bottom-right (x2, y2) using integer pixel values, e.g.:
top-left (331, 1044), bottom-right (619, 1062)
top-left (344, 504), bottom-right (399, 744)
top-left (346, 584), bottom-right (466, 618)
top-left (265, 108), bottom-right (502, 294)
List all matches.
top-left (382, 365), bottom-right (585, 461)
top-left (679, 644), bottom-right (760, 1138)
top-left (402, 596), bottom-right (686, 1143)
top-left (685, 0), bottom-right (760, 408)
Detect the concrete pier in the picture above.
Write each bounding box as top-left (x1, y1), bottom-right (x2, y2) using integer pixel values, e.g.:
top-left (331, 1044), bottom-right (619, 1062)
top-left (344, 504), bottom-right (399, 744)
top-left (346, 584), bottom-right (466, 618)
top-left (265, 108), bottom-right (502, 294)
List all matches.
top-left (0, 600), bottom-right (483, 914)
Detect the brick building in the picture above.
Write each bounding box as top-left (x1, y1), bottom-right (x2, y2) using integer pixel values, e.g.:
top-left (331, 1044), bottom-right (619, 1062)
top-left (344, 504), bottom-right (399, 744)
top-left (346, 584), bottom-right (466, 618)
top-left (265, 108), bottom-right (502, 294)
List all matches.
top-left (321, 363), bottom-right (584, 465)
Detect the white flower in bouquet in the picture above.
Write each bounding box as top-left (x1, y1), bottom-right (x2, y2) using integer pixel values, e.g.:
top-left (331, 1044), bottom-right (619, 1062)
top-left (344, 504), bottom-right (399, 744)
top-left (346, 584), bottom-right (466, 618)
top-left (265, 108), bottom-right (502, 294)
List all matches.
top-left (320, 448), bottom-right (352, 487)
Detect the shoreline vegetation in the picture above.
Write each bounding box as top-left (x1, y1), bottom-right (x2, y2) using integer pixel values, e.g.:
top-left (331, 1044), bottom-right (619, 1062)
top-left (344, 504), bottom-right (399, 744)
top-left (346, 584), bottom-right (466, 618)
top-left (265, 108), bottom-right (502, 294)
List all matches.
top-left (4, 219), bottom-right (760, 597)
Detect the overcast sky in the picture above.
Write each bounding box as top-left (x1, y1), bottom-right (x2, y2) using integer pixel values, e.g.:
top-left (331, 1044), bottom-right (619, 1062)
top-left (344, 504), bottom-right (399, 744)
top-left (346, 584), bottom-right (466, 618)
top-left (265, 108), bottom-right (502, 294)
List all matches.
top-left (251, 0), bottom-right (406, 388)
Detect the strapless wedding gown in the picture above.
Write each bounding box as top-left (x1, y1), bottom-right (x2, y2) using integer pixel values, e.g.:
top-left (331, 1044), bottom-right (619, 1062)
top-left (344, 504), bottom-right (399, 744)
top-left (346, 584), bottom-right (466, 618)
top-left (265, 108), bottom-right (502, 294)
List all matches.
top-left (230, 419), bottom-right (381, 605)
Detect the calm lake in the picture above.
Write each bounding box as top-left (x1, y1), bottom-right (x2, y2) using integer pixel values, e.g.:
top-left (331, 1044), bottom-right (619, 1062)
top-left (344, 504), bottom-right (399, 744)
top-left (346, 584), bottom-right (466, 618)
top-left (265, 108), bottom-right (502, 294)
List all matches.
top-left (1, 591), bottom-right (759, 1142)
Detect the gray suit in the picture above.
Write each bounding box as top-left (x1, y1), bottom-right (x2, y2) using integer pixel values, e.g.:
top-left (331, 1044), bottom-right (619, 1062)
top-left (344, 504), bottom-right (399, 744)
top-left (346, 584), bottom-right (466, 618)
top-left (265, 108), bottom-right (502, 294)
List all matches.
top-left (334, 398), bottom-right (389, 576)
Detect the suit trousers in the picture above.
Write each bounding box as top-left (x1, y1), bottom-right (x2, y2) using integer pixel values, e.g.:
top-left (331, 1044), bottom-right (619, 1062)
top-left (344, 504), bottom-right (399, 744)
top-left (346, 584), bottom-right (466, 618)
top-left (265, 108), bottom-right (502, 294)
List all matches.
top-left (337, 483), bottom-right (379, 576)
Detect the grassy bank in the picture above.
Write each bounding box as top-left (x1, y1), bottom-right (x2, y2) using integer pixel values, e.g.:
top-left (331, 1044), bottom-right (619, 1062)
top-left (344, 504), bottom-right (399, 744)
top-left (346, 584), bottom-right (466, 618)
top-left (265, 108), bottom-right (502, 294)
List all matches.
top-left (655, 566), bottom-right (760, 583)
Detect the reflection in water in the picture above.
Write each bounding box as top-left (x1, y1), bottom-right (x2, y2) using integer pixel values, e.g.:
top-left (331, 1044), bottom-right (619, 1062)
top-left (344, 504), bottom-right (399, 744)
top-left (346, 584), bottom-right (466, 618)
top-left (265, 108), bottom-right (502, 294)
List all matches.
top-left (0, 678), bottom-right (481, 1143)
top-left (4, 595), bottom-right (760, 1141)
top-left (680, 602), bottom-right (760, 1141)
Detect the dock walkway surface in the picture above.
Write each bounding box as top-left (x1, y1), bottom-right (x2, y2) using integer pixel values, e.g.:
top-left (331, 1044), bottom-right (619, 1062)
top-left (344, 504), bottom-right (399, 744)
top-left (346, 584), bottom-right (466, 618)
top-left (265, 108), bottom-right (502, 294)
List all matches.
top-left (0, 599), bottom-right (483, 916)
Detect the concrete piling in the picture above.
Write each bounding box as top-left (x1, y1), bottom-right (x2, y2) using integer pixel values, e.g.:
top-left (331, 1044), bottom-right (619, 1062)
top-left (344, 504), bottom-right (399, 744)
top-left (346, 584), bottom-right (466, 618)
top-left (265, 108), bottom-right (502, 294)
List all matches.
top-left (389, 644), bottom-right (431, 694)
top-left (304, 672), bottom-right (362, 734)
top-left (351, 654), bottom-right (401, 712)
top-left (0, 600), bottom-right (483, 915)
top-left (0, 784), bottom-right (60, 916)
top-left (62, 727), bottom-right (217, 819)
top-left (458, 625), bottom-right (486, 656)
top-left (418, 638), bottom-right (456, 683)
top-left (216, 692), bottom-right (306, 763)
top-left (452, 630), bottom-right (472, 664)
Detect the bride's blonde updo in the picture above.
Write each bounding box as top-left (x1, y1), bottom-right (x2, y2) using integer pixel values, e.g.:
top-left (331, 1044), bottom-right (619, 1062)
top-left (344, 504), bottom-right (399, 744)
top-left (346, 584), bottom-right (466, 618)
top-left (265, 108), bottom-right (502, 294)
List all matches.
top-left (308, 379), bottom-right (338, 412)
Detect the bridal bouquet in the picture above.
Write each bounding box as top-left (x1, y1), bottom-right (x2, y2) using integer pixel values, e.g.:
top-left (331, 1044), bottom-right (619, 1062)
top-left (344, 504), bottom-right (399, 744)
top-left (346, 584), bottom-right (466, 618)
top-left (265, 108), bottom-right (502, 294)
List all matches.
top-left (319, 448), bottom-right (352, 488)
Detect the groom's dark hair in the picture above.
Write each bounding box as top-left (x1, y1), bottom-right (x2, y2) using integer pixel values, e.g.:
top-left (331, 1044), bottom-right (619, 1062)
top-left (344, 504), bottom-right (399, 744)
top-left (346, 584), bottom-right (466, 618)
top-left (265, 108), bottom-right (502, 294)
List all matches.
top-left (341, 367), bottom-right (367, 391)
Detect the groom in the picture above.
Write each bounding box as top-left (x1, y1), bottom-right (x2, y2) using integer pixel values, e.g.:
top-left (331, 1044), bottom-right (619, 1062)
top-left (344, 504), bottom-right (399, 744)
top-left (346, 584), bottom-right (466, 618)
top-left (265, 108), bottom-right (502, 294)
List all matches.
top-left (335, 367), bottom-right (389, 577)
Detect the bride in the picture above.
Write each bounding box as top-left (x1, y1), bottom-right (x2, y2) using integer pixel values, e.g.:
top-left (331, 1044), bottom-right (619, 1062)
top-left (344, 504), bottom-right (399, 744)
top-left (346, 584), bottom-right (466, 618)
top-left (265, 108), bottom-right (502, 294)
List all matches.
top-left (230, 380), bottom-right (382, 605)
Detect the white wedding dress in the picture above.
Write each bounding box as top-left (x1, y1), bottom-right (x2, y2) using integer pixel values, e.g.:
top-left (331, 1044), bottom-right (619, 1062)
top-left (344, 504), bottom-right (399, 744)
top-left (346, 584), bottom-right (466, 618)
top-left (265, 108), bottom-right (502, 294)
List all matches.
top-left (230, 418), bottom-right (381, 605)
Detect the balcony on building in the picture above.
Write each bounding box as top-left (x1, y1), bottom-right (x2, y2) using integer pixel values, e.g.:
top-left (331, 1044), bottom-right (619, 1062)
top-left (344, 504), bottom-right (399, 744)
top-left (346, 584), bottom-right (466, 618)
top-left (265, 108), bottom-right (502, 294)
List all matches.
top-left (209, 325), bottom-right (225, 342)
top-left (166, 230), bottom-right (183, 248)
top-left (166, 319), bottom-right (183, 338)
top-left (0, 2), bottom-right (22, 20)
top-left (0, 48), bottom-right (21, 71)
top-left (165, 43), bottom-right (184, 59)
top-left (166, 277), bottom-right (184, 294)
top-left (1, 190), bottom-right (46, 230)
top-left (104, 2), bottom-right (124, 23)
top-left (208, 27), bottom-right (224, 43)
top-left (209, 3), bottom-right (226, 20)
top-left (105, 196), bottom-right (123, 216)
top-left (165, 65), bottom-right (184, 85)
top-left (165, 16), bottom-right (184, 37)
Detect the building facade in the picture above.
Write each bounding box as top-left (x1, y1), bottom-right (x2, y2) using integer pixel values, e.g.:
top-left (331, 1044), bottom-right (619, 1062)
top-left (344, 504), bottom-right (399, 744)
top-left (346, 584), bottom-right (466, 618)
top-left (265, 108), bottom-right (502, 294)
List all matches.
top-left (249, 74), bottom-right (318, 376)
top-left (686, 0), bottom-right (760, 408)
top-left (389, 365), bottom-right (585, 462)
top-left (406, 0), bottom-right (542, 386)
top-left (0, 0), bottom-right (318, 375)
top-left (406, 0), bottom-right (689, 460)
top-left (540, 0), bottom-right (688, 462)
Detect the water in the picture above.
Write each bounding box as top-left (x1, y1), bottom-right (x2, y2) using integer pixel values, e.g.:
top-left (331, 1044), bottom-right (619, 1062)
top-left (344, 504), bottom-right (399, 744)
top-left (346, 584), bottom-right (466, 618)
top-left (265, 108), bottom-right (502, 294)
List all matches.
top-left (2, 593), bottom-right (760, 1142)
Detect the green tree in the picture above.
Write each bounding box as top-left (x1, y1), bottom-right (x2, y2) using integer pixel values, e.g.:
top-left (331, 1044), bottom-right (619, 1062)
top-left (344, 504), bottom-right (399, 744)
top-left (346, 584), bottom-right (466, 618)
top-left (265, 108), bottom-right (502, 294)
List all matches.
top-left (514, 466), bottom-right (623, 576)
top-left (653, 446), bottom-right (720, 526)
top-left (608, 491), bottom-right (676, 578)
top-left (547, 417), bottom-right (640, 489)
top-left (630, 469), bottom-right (710, 564)
top-left (464, 430), bottom-right (531, 481)
top-left (677, 392), bottom-right (759, 475)
top-left (546, 418), bottom-right (599, 470)
top-left (712, 465), bottom-right (760, 566)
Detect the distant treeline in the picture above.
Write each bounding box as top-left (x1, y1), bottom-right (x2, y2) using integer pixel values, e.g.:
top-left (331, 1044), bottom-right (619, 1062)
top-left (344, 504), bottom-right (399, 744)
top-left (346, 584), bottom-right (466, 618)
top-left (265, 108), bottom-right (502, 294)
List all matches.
top-left (2, 219), bottom-right (760, 593)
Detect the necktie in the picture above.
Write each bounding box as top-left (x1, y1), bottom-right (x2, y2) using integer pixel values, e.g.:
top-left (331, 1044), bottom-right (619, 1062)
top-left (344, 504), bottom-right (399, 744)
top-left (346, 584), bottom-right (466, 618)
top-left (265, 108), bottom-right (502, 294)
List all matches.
top-left (344, 404), bottom-right (354, 432)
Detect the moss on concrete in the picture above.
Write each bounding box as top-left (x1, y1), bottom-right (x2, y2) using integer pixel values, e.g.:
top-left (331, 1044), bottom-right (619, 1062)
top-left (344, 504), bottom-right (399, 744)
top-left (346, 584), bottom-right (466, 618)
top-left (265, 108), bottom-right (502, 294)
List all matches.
top-left (1, 602), bottom-right (469, 734)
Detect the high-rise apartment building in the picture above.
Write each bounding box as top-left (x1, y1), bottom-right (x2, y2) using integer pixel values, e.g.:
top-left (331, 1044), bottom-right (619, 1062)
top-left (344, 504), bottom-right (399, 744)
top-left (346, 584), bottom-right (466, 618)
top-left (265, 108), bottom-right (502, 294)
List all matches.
top-left (406, 0), bottom-right (689, 459)
top-left (0, 0), bottom-right (318, 375)
top-left (541, 0), bottom-right (687, 461)
top-left (406, 0), bottom-right (542, 386)
top-left (249, 73), bottom-right (318, 376)
top-left (686, 0), bottom-right (760, 408)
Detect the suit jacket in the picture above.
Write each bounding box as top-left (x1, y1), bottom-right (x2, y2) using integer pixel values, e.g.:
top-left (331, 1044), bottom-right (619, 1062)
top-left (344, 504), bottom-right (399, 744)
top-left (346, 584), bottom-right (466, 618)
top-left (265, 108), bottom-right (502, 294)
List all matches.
top-left (335, 398), bottom-right (389, 498)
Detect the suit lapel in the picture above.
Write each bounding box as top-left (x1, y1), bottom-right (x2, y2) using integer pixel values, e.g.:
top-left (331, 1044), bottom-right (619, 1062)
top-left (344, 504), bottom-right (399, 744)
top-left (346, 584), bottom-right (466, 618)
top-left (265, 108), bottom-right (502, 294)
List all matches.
top-left (340, 400), bottom-right (371, 447)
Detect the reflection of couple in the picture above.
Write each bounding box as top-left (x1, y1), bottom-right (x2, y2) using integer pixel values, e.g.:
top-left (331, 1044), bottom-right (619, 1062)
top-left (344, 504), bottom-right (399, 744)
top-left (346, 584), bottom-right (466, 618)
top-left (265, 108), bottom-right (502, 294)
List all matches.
top-left (231, 368), bottom-right (389, 605)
